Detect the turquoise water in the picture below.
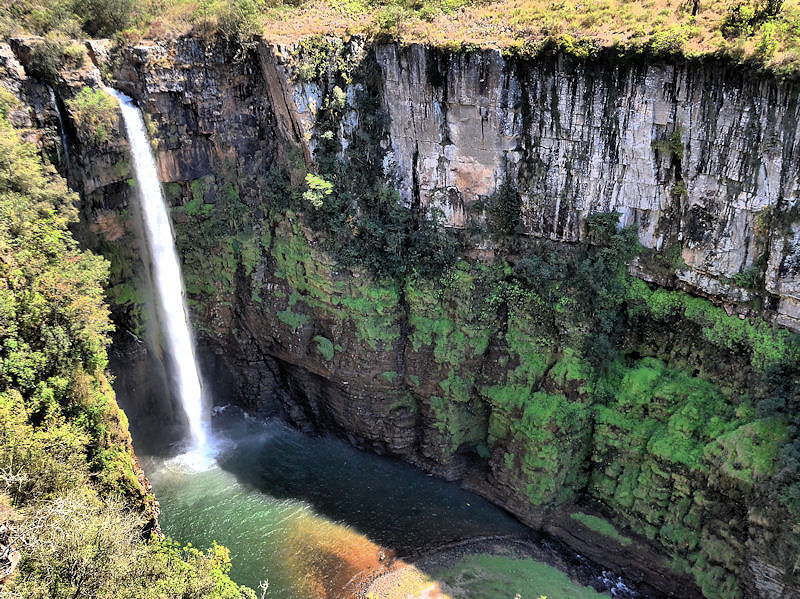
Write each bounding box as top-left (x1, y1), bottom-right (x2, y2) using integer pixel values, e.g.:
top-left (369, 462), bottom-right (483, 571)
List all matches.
top-left (141, 411), bottom-right (527, 596)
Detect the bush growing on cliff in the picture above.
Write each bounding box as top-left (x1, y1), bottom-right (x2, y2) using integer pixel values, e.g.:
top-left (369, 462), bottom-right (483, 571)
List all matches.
top-left (722, 0), bottom-right (784, 37)
top-left (303, 172), bottom-right (333, 208)
top-left (486, 181), bottom-right (522, 241)
top-left (513, 212), bottom-right (640, 367)
top-left (66, 86), bottom-right (118, 145)
top-left (191, 0), bottom-right (262, 41)
top-left (214, 0), bottom-right (262, 41)
top-left (27, 35), bottom-right (85, 83)
top-left (293, 51), bottom-right (459, 281)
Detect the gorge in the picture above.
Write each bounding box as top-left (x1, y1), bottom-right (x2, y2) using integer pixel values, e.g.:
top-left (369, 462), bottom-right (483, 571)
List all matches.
top-left (2, 23), bottom-right (800, 599)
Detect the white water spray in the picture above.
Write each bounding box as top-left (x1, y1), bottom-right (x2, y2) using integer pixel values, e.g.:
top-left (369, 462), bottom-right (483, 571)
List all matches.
top-left (107, 88), bottom-right (208, 450)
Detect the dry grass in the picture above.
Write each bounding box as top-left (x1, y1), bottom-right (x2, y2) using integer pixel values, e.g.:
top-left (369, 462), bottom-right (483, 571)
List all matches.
top-left (252, 0), bottom-right (800, 74)
top-left (4, 0), bottom-right (800, 74)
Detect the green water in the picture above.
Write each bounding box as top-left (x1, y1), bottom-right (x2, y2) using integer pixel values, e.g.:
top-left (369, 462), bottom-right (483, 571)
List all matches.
top-left (142, 411), bottom-right (527, 596)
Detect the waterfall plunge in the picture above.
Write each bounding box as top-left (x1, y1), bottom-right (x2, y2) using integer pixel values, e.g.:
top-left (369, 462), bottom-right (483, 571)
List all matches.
top-left (48, 87), bottom-right (72, 177)
top-left (107, 88), bottom-right (208, 450)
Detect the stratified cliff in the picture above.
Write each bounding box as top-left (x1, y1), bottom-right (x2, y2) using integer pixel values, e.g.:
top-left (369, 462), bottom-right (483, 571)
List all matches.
top-left (9, 35), bottom-right (800, 598)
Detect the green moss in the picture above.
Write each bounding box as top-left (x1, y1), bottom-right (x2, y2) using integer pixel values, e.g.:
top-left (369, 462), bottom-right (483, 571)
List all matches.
top-left (313, 335), bottom-right (335, 361)
top-left (427, 394), bottom-right (487, 458)
top-left (570, 512), bottom-right (633, 546)
top-left (277, 308), bottom-right (308, 330)
top-left (627, 278), bottom-right (800, 373)
top-left (704, 418), bottom-right (788, 488)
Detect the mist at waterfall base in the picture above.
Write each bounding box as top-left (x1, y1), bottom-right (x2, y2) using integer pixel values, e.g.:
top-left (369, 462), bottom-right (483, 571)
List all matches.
top-left (107, 87), bottom-right (208, 450)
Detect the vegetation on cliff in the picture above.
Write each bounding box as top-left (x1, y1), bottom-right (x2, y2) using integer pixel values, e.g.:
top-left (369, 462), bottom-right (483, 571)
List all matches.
top-left (5, 0), bottom-right (800, 74)
top-left (0, 89), bottom-right (254, 598)
top-left (141, 37), bottom-right (800, 595)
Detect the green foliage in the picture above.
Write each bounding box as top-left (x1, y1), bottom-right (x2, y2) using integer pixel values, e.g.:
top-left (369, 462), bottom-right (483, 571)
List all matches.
top-left (0, 91), bottom-right (252, 599)
top-left (722, 0), bottom-right (784, 37)
top-left (651, 128), bottom-right (685, 159)
top-left (292, 36), bottom-right (359, 84)
top-left (638, 243), bottom-right (687, 279)
top-left (374, 4), bottom-right (411, 37)
top-left (731, 258), bottom-right (766, 290)
top-left (296, 51), bottom-right (459, 281)
top-left (67, 86), bottom-right (118, 145)
top-left (303, 173), bottom-right (333, 208)
top-left (514, 213), bottom-right (641, 367)
top-left (213, 0), bottom-right (261, 40)
top-left (313, 335), bottom-right (335, 360)
top-left (626, 279), bottom-right (800, 373)
top-left (173, 174), bottom-right (266, 304)
top-left (73, 0), bottom-right (135, 37)
top-left (277, 307), bottom-right (309, 330)
top-left (11, 494), bottom-right (256, 599)
top-left (27, 35), bottom-right (86, 83)
top-left (755, 20), bottom-right (780, 57)
top-left (570, 512), bottom-right (633, 546)
top-left (486, 180), bottom-right (522, 240)
top-left (0, 94), bottom-right (111, 396)
top-left (0, 390), bottom-right (89, 503)
top-left (645, 24), bottom-right (693, 56)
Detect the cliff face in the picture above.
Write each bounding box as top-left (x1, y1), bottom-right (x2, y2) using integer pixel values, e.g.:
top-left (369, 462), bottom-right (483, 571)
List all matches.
top-left (363, 45), bottom-right (800, 327)
top-left (11, 35), bottom-right (800, 599)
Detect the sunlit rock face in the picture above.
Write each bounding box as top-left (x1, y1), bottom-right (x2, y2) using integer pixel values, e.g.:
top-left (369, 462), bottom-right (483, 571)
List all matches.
top-left (370, 44), bottom-right (800, 328)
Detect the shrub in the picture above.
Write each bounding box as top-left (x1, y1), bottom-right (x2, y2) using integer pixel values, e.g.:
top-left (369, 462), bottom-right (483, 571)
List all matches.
top-left (486, 181), bottom-right (522, 240)
top-left (73, 0), bottom-right (135, 37)
top-left (303, 173), bottom-right (334, 208)
top-left (66, 86), bottom-right (118, 145)
top-left (755, 21), bottom-right (780, 57)
top-left (722, 0), bottom-right (784, 38)
top-left (27, 36), bottom-right (85, 83)
top-left (192, 0), bottom-right (262, 41)
top-left (651, 128), bottom-right (685, 159)
top-left (374, 5), bottom-right (411, 37)
top-left (647, 24), bottom-right (690, 56)
top-left (11, 494), bottom-right (257, 599)
top-left (216, 0), bottom-right (262, 41)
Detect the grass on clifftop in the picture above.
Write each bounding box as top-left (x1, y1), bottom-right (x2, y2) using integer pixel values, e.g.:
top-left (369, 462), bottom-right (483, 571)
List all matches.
top-left (5, 0), bottom-right (800, 75)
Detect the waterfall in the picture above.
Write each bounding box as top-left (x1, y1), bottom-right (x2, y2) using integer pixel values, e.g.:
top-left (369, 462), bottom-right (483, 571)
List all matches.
top-left (106, 88), bottom-right (208, 450)
top-left (48, 87), bottom-right (72, 177)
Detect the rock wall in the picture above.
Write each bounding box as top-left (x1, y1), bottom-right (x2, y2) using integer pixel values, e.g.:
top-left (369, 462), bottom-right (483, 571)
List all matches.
top-left (274, 41), bottom-right (800, 328)
top-left (7, 35), bottom-right (800, 598)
